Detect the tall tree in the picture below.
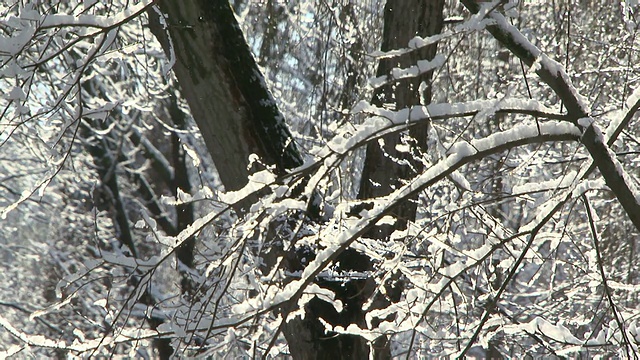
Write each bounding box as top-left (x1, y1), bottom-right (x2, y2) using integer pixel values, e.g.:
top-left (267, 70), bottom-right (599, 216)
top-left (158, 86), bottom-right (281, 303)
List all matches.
top-left (279, 1), bottom-right (446, 358)
top-left (148, 0), bottom-right (303, 193)
top-left (153, 0), bottom-right (445, 358)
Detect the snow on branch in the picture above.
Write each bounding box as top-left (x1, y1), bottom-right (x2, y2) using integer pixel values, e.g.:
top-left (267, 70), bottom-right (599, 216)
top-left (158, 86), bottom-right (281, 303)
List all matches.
top-left (604, 85), bottom-right (640, 147)
top-left (35, 2), bottom-right (153, 31)
top-left (0, 313), bottom-right (165, 355)
top-left (369, 55), bottom-right (446, 89)
top-left (460, 0), bottom-right (640, 233)
top-left (256, 121), bottom-right (581, 327)
top-left (368, 4), bottom-right (493, 60)
top-left (318, 98), bottom-right (567, 156)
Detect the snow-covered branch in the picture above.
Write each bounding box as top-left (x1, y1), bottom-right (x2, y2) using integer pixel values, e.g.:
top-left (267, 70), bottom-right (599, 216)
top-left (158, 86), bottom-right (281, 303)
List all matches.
top-left (261, 121), bottom-right (581, 328)
top-left (460, 0), bottom-right (640, 232)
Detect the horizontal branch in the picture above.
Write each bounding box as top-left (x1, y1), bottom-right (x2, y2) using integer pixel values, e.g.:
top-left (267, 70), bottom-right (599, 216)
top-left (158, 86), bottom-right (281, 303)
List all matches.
top-left (36, 1), bottom-right (154, 30)
top-left (262, 122), bottom-right (581, 324)
top-left (314, 98), bottom-right (568, 159)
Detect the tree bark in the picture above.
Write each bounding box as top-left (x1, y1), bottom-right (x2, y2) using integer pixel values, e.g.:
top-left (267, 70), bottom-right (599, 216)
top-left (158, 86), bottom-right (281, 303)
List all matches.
top-left (148, 0), bottom-right (302, 194)
top-left (360, 0), bottom-right (445, 222)
top-left (148, 0), bottom-right (443, 358)
top-left (149, 0), bottom-right (319, 357)
top-left (286, 2), bottom-right (446, 359)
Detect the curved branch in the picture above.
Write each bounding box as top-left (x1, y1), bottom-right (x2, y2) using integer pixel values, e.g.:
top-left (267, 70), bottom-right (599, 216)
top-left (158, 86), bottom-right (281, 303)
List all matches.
top-left (261, 124), bottom-right (581, 354)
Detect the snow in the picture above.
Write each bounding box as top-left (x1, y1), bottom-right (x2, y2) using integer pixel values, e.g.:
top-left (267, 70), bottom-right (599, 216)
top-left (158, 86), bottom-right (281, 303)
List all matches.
top-left (369, 54), bottom-right (446, 88)
top-left (571, 179), bottom-right (606, 198)
top-left (39, 14), bottom-right (111, 28)
top-left (267, 198), bottom-right (307, 213)
top-left (7, 86), bottom-right (26, 101)
top-left (450, 170), bottom-right (472, 192)
top-left (251, 119), bottom-right (583, 315)
top-left (336, 98), bottom-right (563, 159)
top-left (38, 2), bottom-right (153, 29)
top-left (297, 283), bottom-right (343, 313)
top-left (512, 170), bottom-right (578, 194)
top-left (218, 169), bottom-right (275, 205)
top-left (182, 143), bottom-right (201, 167)
top-left (1, 177), bottom-right (51, 219)
top-left (324, 322), bottom-right (377, 342)
top-left (625, 85), bottom-right (640, 109)
top-left (602, 84), bottom-right (640, 145)
top-left (0, 314), bottom-right (66, 349)
top-left (450, 121), bottom-right (581, 157)
top-left (371, 31), bottom-right (448, 59)
top-left (0, 26), bottom-right (36, 57)
top-left (4, 0), bottom-right (640, 356)
top-left (0, 311), bottom-right (164, 352)
top-left (489, 5), bottom-right (592, 115)
top-left (369, 5), bottom-right (494, 60)
top-left (577, 117), bottom-right (594, 127)
top-left (503, 317), bottom-right (581, 345)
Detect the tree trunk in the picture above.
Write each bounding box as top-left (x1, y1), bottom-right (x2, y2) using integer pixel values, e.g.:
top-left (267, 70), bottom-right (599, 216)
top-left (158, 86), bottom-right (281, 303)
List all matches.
top-left (149, 0), bottom-right (444, 358)
top-left (149, 0), bottom-right (318, 357)
top-left (148, 0), bottom-right (302, 194)
top-left (360, 0), bottom-right (445, 221)
top-left (80, 118), bottom-right (176, 359)
top-left (290, 1), bottom-right (446, 358)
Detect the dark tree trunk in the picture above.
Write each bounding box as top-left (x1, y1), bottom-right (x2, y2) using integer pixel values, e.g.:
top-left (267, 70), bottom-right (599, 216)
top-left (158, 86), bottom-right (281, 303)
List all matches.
top-left (81, 119), bottom-right (175, 359)
top-left (148, 0), bottom-right (444, 358)
top-left (165, 92), bottom-right (198, 294)
top-left (81, 69), bottom-right (198, 359)
top-left (360, 0), bottom-right (445, 219)
top-left (148, 0), bottom-right (303, 194)
top-left (289, 1), bottom-right (446, 359)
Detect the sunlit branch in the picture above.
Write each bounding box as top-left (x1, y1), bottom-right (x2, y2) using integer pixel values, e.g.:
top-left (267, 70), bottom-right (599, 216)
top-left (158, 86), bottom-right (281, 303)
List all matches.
top-left (460, 0), bottom-right (640, 233)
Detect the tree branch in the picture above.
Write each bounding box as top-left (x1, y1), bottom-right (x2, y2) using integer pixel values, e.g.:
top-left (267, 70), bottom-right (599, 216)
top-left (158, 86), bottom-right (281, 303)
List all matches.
top-left (460, 0), bottom-right (640, 233)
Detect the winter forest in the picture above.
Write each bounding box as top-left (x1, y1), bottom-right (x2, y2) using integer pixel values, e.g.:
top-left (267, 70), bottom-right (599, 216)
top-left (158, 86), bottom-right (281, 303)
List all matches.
top-left (1, 0), bottom-right (640, 358)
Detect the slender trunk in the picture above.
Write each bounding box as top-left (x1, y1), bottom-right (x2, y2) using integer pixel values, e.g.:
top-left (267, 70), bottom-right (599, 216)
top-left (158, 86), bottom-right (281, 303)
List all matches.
top-left (165, 92), bottom-right (198, 294)
top-left (81, 76), bottom-right (198, 358)
top-left (81, 120), bottom-right (174, 359)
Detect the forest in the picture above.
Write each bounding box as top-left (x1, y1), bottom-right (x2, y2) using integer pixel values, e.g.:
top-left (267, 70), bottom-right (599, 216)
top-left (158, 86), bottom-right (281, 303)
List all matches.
top-left (1, 0), bottom-right (640, 358)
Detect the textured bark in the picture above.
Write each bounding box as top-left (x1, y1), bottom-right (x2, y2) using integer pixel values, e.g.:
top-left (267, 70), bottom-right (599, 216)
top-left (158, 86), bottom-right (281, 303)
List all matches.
top-left (358, 0), bottom-right (446, 355)
top-left (149, 0), bottom-right (317, 357)
top-left (148, 0), bottom-right (302, 194)
top-left (360, 0), bottom-right (445, 222)
top-left (148, 0), bottom-right (445, 358)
